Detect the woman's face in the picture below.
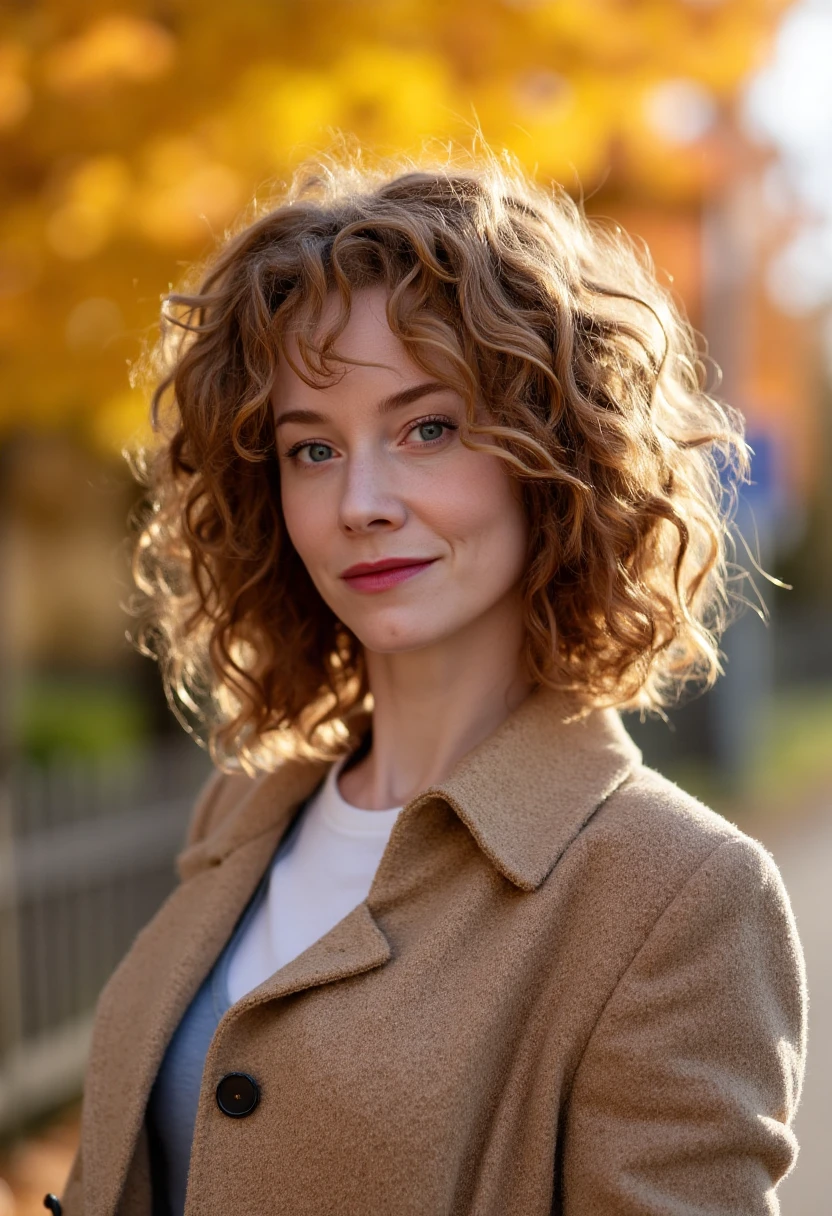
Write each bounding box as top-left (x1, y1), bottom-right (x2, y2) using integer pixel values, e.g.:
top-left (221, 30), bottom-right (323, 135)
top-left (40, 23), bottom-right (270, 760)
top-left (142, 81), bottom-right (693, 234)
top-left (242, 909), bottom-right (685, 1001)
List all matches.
top-left (272, 287), bottom-right (529, 658)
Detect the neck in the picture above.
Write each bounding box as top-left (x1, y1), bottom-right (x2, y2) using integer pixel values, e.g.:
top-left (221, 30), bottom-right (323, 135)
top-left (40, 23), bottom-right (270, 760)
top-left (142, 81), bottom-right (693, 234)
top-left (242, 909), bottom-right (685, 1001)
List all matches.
top-left (338, 591), bottom-right (535, 810)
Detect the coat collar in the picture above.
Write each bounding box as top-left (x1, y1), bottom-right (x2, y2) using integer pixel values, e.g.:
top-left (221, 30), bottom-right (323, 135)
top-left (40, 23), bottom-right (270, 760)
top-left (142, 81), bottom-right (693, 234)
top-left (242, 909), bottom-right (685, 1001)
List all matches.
top-left (412, 684), bottom-right (641, 890)
top-left (176, 684), bottom-right (642, 893)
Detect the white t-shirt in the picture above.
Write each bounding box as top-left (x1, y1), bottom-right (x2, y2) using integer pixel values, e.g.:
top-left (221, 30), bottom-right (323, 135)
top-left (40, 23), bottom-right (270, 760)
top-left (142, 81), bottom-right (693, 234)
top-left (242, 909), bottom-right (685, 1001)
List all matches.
top-left (225, 750), bottom-right (402, 1004)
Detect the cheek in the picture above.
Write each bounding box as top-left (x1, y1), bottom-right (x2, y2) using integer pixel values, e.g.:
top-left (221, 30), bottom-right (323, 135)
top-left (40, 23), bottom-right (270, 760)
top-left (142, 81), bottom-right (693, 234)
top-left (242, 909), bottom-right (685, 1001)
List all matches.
top-left (430, 455), bottom-right (528, 570)
top-left (280, 479), bottom-right (326, 564)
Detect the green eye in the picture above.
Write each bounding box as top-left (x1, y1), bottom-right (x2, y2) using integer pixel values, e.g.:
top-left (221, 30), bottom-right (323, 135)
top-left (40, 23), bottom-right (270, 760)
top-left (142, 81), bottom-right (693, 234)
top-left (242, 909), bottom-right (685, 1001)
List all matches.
top-left (307, 443), bottom-right (331, 462)
top-left (418, 422), bottom-right (444, 441)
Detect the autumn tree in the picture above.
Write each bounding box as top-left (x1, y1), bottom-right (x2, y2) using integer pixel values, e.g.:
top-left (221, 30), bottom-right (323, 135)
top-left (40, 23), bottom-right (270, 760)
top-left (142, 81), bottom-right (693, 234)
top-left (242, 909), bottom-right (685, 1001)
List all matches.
top-left (0, 0), bottom-right (792, 450)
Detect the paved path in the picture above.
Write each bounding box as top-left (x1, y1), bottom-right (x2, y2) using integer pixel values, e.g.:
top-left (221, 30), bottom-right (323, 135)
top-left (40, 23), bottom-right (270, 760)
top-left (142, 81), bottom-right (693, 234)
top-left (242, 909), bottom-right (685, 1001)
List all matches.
top-left (758, 806), bottom-right (832, 1216)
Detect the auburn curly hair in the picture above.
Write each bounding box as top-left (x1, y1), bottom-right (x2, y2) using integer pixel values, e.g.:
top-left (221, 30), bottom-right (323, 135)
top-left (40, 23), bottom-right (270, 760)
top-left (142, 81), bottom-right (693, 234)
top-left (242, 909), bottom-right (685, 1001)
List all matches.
top-left (130, 149), bottom-right (750, 773)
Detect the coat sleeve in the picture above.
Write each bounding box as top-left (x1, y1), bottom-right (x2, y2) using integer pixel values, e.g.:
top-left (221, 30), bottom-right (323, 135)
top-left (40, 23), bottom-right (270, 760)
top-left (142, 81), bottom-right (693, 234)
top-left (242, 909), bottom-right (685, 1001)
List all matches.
top-left (561, 835), bottom-right (807, 1215)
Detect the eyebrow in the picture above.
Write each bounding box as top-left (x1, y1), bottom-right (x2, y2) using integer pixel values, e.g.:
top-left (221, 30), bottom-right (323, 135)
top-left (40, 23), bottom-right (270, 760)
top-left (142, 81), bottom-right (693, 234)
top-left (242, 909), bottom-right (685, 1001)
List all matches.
top-left (273, 380), bottom-right (455, 428)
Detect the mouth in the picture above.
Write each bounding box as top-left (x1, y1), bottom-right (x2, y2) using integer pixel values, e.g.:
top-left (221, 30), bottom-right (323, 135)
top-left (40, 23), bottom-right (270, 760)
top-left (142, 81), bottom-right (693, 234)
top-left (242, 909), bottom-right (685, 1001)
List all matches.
top-left (340, 558), bottom-right (438, 593)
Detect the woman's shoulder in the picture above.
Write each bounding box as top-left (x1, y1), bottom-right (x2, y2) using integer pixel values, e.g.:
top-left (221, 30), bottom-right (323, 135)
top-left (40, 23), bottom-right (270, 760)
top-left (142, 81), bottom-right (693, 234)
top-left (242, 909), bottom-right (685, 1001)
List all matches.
top-left (563, 765), bottom-right (806, 1213)
top-left (585, 760), bottom-right (789, 918)
top-left (176, 752), bottom-right (332, 877)
top-left (183, 765), bottom-right (259, 849)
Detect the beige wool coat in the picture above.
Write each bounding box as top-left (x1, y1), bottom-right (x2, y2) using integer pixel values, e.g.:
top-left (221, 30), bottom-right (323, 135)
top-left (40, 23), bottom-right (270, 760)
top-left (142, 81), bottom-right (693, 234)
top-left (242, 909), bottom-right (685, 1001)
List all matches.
top-left (55, 685), bottom-right (806, 1215)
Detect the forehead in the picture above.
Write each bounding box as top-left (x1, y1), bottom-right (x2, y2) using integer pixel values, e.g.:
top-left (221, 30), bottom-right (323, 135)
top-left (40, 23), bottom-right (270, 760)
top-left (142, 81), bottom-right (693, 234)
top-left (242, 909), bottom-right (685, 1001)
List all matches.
top-left (273, 285), bottom-right (440, 402)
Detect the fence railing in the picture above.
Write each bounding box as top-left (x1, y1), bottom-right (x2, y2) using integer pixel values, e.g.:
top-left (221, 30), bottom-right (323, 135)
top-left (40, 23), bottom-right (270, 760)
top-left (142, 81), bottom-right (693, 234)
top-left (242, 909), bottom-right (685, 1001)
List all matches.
top-left (0, 740), bottom-right (211, 1138)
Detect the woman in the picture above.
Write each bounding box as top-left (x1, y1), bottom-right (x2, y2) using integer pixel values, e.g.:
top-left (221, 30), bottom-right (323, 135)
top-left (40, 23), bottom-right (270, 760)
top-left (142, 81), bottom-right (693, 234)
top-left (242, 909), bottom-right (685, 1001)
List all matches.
top-left (49, 153), bottom-right (806, 1215)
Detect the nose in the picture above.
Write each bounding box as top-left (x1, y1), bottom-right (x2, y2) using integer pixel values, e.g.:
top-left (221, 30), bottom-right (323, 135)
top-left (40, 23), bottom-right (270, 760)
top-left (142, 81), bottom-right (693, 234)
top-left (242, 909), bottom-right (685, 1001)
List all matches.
top-left (338, 447), bottom-right (407, 534)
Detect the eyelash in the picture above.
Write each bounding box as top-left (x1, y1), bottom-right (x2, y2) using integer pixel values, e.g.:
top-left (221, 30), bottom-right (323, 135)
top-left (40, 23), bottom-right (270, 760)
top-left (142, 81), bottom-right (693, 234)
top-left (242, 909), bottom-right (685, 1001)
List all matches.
top-left (282, 414), bottom-right (459, 465)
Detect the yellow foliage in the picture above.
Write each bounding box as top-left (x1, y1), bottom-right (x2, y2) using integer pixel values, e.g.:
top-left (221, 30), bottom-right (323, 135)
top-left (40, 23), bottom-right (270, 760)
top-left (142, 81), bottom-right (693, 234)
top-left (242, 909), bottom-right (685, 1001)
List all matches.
top-left (0, 0), bottom-right (797, 445)
top-left (222, 65), bottom-right (342, 168)
top-left (0, 40), bottom-right (31, 128)
top-left (332, 46), bottom-right (456, 148)
top-left (132, 137), bottom-right (244, 247)
top-left (42, 15), bottom-right (176, 95)
top-left (90, 388), bottom-right (155, 459)
top-left (46, 156), bottom-right (132, 260)
top-left (488, 71), bottom-right (613, 184)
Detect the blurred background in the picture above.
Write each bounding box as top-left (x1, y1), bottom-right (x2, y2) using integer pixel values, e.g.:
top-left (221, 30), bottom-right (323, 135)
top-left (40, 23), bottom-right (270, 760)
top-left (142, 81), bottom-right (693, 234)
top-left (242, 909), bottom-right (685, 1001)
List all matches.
top-left (0, 1), bottom-right (830, 1211)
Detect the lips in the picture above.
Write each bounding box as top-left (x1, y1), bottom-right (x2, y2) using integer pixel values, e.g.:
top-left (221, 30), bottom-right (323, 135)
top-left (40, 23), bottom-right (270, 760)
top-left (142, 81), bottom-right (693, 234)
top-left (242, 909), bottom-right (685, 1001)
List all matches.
top-left (339, 557), bottom-right (439, 594)
top-left (340, 558), bottom-right (436, 579)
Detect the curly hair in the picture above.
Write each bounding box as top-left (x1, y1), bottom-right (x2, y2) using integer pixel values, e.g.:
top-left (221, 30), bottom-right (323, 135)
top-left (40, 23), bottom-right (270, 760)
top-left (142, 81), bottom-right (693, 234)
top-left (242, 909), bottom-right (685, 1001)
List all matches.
top-left (130, 148), bottom-right (750, 773)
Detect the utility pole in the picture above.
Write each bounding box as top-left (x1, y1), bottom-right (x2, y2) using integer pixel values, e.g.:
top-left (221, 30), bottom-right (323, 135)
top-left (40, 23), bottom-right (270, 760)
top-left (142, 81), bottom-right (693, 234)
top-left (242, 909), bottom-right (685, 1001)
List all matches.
top-left (701, 125), bottom-right (774, 793)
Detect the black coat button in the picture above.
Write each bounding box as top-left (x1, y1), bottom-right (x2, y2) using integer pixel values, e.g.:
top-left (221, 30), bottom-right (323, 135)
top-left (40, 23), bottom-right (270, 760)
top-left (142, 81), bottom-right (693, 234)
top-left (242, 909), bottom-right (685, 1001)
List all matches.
top-left (216, 1071), bottom-right (260, 1117)
top-left (43, 1195), bottom-right (62, 1215)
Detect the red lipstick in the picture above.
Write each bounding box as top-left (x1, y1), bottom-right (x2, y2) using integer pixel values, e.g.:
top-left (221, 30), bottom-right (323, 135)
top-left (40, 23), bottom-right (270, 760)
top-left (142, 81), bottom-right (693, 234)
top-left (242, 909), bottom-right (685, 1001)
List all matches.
top-left (340, 557), bottom-right (438, 593)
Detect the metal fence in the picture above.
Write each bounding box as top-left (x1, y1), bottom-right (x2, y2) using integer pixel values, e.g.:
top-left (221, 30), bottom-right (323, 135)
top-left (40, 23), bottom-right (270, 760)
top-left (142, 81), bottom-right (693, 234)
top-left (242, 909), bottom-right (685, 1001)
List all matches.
top-left (0, 740), bottom-right (211, 1138)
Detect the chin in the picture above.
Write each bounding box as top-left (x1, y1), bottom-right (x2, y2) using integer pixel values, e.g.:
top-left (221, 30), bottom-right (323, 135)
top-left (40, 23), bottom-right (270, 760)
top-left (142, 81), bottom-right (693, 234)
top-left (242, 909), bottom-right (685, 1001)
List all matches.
top-left (347, 615), bottom-right (455, 656)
